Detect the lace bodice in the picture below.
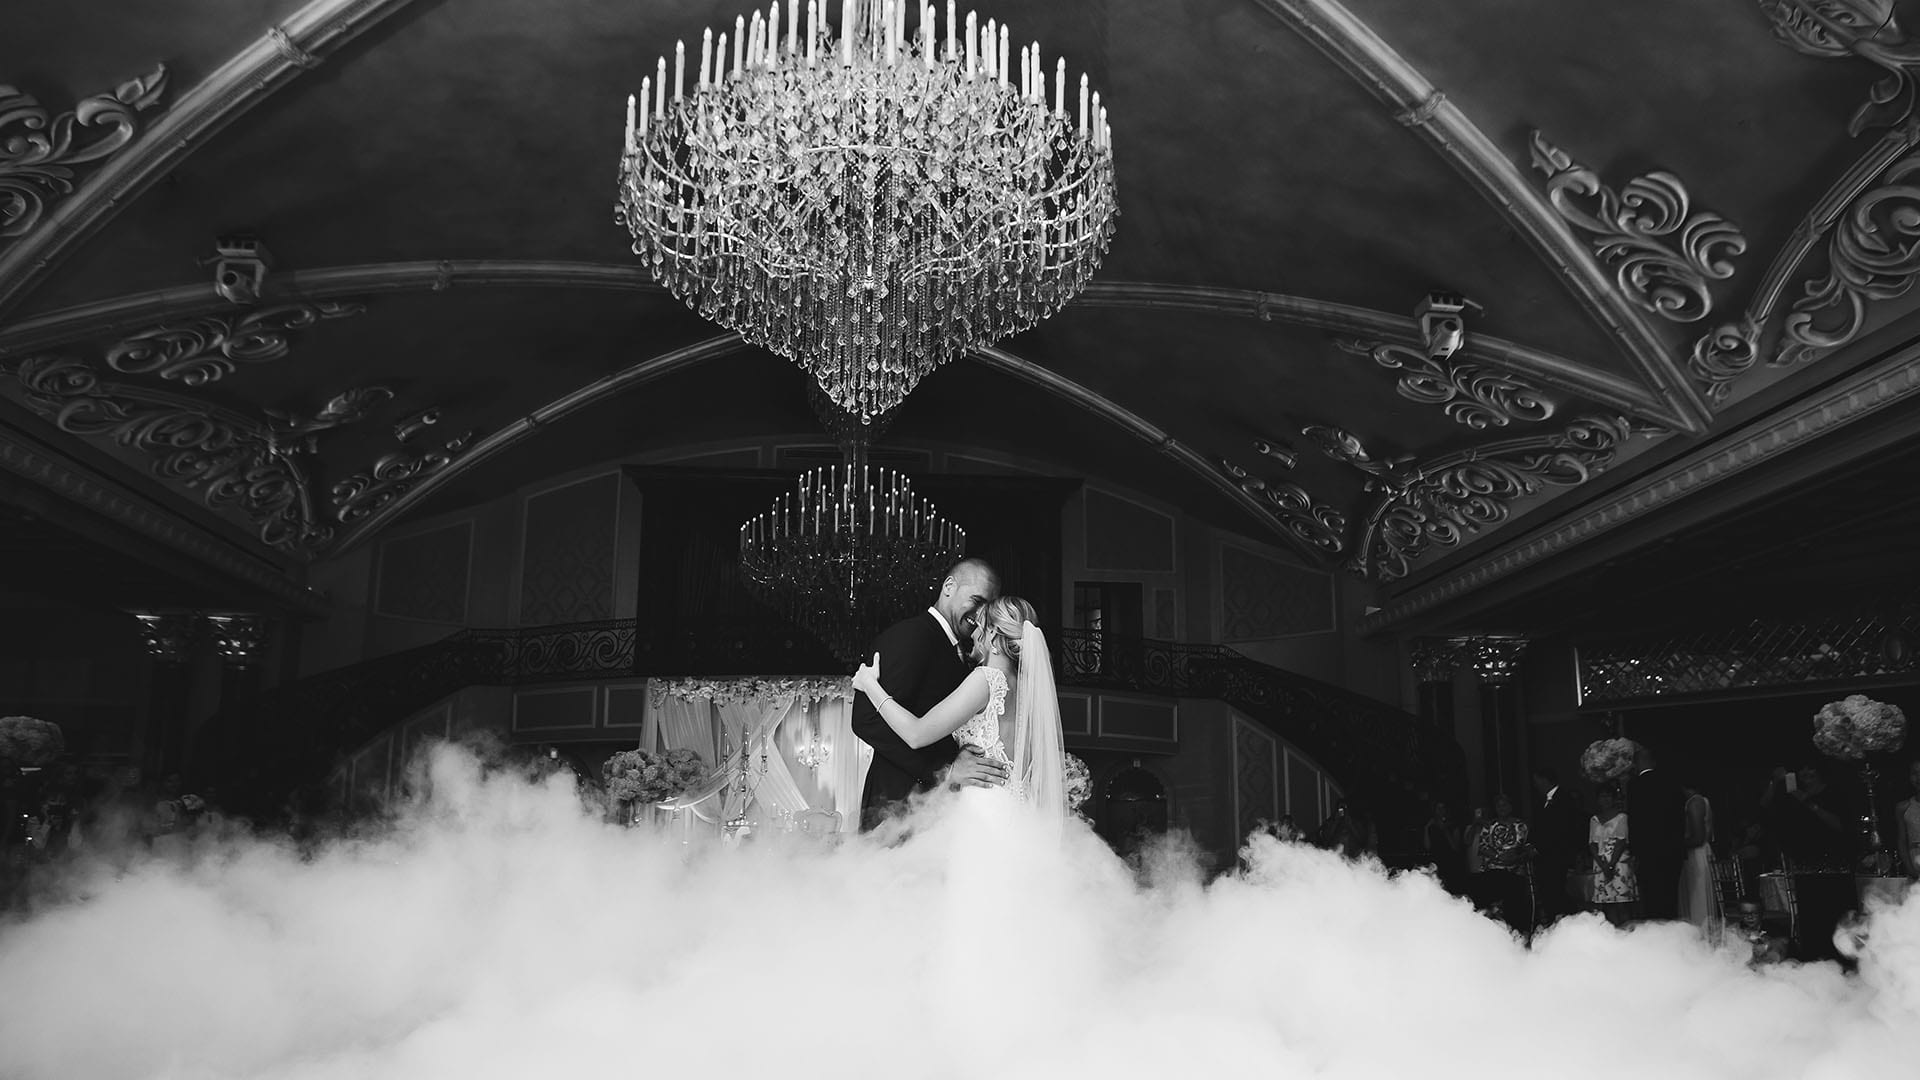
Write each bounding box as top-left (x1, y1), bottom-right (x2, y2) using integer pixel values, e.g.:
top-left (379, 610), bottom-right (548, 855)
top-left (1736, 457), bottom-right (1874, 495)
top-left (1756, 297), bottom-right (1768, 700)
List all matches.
top-left (952, 668), bottom-right (1021, 796)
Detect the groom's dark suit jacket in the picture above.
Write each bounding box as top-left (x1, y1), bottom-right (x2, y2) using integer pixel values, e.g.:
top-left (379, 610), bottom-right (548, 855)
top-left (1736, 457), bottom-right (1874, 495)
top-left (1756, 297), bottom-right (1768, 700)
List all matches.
top-left (853, 610), bottom-right (968, 831)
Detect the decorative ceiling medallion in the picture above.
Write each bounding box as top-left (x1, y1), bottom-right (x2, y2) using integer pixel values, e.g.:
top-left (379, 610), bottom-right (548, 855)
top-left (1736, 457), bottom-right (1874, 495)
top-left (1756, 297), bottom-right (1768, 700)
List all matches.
top-left (1760, 0), bottom-right (1920, 136)
top-left (8, 356), bottom-right (351, 551)
top-left (1335, 338), bottom-right (1555, 428)
top-left (1353, 414), bottom-right (1635, 582)
top-left (331, 431), bottom-right (475, 525)
top-left (1301, 423), bottom-right (1415, 484)
top-left (0, 65), bottom-right (168, 241)
top-left (1777, 149), bottom-right (1920, 366)
top-left (1528, 132), bottom-right (1746, 323)
top-left (1217, 459), bottom-right (1346, 555)
top-left (103, 301), bottom-right (364, 385)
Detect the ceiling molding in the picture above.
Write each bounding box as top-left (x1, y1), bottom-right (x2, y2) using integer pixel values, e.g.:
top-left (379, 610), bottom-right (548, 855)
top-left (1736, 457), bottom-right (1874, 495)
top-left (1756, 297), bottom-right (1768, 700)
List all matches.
top-left (1075, 281), bottom-right (1666, 422)
top-left (1250, 0), bottom-right (1713, 435)
top-left (974, 345), bottom-right (1334, 564)
top-left (0, 414), bottom-right (324, 614)
top-left (323, 330), bottom-right (1336, 564)
top-left (0, 0), bottom-right (422, 319)
top-left (0, 265), bottom-right (1672, 421)
top-left (1357, 341), bottom-right (1920, 635)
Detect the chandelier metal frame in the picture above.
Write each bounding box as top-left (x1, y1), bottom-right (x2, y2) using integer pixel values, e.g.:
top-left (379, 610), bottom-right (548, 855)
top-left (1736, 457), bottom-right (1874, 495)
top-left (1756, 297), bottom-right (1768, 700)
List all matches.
top-left (616, 0), bottom-right (1118, 420)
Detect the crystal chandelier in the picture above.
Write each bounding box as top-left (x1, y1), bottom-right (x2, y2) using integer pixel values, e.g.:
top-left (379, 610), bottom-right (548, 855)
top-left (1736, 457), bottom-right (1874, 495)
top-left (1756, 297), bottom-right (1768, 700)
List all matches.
top-left (739, 460), bottom-right (966, 662)
top-left (617, 0), bottom-right (1118, 420)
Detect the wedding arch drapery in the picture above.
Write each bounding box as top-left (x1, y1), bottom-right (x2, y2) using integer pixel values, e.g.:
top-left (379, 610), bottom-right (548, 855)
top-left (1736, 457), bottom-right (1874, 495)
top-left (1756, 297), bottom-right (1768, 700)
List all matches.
top-left (639, 676), bottom-right (874, 838)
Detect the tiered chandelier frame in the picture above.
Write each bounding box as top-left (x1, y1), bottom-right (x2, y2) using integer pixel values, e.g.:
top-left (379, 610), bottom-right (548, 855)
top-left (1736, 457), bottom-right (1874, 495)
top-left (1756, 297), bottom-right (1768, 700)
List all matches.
top-left (616, 0), bottom-right (1118, 421)
top-left (739, 462), bottom-right (965, 662)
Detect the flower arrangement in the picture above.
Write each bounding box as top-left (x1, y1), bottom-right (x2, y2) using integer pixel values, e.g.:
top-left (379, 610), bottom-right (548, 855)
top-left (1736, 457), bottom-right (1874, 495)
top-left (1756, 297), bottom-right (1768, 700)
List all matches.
top-left (603, 747), bottom-right (706, 805)
top-left (0, 716), bottom-right (64, 766)
top-left (649, 676), bottom-right (852, 707)
top-left (1812, 694), bottom-right (1907, 761)
top-left (1579, 737), bottom-right (1638, 783)
top-left (1063, 753), bottom-right (1092, 813)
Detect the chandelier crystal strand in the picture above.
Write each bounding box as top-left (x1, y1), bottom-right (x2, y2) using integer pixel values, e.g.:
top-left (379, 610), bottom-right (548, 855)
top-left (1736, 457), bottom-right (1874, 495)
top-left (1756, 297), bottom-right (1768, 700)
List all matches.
top-left (738, 462), bottom-right (966, 662)
top-left (617, 0), bottom-right (1118, 421)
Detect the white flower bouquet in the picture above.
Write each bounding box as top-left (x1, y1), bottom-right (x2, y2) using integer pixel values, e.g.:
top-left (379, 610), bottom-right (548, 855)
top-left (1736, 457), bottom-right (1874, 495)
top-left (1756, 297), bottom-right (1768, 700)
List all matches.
top-left (1579, 737), bottom-right (1638, 782)
top-left (603, 747), bottom-right (706, 804)
top-left (1812, 695), bottom-right (1907, 761)
top-left (1064, 753), bottom-right (1091, 813)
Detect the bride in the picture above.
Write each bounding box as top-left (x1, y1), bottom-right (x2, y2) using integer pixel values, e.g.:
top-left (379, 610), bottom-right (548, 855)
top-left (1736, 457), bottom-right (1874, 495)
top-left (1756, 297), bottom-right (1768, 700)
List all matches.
top-left (850, 596), bottom-right (1068, 823)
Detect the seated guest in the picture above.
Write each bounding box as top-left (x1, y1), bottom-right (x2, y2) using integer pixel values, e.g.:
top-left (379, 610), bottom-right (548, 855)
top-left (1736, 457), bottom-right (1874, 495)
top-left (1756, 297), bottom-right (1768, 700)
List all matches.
top-left (1471, 793), bottom-right (1533, 933)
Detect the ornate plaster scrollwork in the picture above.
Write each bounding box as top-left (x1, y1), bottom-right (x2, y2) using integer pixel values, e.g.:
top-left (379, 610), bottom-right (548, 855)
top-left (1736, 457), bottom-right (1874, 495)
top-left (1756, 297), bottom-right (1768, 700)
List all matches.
top-left (103, 301), bottom-right (364, 385)
top-left (1528, 132), bottom-right (1746, 323)
top-left (1777, 150), bottom-right (1920, 365)
top-left (1688, 317), bottom-right (1763, 402)
top-left (0, 66), bottom-right (169, 240)
top-left (1216, 458), bottom-right (1347, 555)
top-left (332, 431), bottom-right (476, 525)
top-left (1300, 424), bottom-right (1417, 486)
top-left (1760, 0), bottom-right (1920, 136)
top-left (1334, 339), bottom-right (1556, 428)
top-left (1354, 414), bottom-right (1636, 582)
top-left (6, 356), bottom-right (388, 553)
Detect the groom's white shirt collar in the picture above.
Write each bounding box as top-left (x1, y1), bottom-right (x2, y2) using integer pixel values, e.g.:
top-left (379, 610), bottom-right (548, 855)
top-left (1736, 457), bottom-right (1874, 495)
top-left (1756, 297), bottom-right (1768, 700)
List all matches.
top-left (926, 606), bottom-right (959, 647)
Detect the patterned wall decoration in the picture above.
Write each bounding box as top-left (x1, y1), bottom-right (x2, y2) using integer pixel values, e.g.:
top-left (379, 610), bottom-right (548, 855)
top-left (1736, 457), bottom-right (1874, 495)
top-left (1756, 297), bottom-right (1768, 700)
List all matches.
top-left (1218, 542), bottom-right (1335, 640)
top-left (1097, 695), bottom-right (1178, 743)
top-left (1083, 487), bottom-right (1176, 572)
top-left (1233, 716), bottom-right (1280, 841)
top-left (1334, 338), bottom-right (1557, 429)
top-left (1286, 750), bottom-right (1322, 828)
top-left (1528, 131), bottom-right (1746, 324)
top-left (6, 355), bottom-right (388, 551)
top-left (375, 521), bottom-right (472, 623)
top-left (519, 473), bottom-right (619, 626)
top-left (0, 66), bottom-right (170, 243)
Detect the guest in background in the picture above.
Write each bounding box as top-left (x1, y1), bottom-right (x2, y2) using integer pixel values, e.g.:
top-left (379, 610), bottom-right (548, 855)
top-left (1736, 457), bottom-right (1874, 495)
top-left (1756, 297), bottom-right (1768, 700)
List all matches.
top-left (1627, 743), bottom-right (1686, 920)
top-left (1423, 801), bottom-right (1465, 893)
top-left (1897, 760), bottom-right (1920, 880)
top-left (1762, 764), bottom-right (1856, 961)
top-left (1472, 793), bottom-right (1533, 933)
top-left (1589, 782), bottom-right (1638, 925)
top-left (1530, 766), bottom-right (1585, 925)
top-left (1677, 782), bottom-right (1720, 934)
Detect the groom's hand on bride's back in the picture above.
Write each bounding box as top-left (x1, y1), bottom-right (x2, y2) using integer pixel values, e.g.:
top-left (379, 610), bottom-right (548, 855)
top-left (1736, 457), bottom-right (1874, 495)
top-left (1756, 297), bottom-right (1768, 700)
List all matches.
top-left (945, 747), bottom-right (1010, 790)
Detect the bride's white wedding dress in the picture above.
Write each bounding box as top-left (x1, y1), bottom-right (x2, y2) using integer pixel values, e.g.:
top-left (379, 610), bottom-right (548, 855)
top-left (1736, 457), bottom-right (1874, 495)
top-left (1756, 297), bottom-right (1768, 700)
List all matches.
top-left (951, 666), bottom-right (1025, 802)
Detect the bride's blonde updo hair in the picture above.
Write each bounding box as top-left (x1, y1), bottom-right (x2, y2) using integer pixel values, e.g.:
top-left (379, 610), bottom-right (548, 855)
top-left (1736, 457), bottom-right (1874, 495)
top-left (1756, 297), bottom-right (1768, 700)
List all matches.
top-left (971, 596), bottom-right (1037, 666)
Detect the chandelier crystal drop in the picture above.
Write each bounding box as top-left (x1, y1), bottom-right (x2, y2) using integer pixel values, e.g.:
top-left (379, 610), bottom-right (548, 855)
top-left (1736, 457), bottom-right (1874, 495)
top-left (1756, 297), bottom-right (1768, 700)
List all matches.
top-left (617, 0), bottom-right (1118, 420)
top-left (739, 462), bottom-right (966, 662)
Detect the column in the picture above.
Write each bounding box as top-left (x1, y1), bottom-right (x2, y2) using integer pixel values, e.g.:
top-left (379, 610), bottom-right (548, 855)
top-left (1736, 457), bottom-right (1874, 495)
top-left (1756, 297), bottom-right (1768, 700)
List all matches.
top-left (130, 611), bottom-right (196, 782)
top-left (1466, 635), bottom-right (1530, 804)
top-left (201, 613), bottom-right (269, 792)
top-left (1408, 637), bottom-right (1469, 815)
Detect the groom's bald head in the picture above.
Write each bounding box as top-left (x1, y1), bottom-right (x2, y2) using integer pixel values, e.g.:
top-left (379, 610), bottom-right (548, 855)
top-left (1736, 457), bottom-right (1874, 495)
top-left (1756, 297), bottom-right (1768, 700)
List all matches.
top-left (936, 558), bottom-right (1001, 640)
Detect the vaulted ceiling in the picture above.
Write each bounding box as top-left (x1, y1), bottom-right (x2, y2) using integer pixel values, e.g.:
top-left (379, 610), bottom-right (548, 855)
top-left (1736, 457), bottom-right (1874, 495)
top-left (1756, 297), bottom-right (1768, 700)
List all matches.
top-left (6, 0), bottom-right (1920, 632)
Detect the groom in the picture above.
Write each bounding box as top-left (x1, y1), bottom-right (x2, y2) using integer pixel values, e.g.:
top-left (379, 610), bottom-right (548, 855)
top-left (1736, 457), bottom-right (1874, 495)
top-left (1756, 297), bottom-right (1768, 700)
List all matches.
top-left (852, 556), bottom-right (1009, 831)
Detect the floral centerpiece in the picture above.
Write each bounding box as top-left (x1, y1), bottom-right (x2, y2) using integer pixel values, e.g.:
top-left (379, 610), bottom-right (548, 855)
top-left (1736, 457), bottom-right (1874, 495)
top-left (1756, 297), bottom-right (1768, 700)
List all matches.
top-left (1579, 737), bottom-right (1638, 783)
top-left (603, 747), bottom-right (706, 807)
top-left (1063, 753), bottom-right (1092, 816)
top-left (1812, 694), bottom-right (1908, 875)
top-left (0, 716), bottom-right (64, 767)
top-left (1811, 695), bottom-right (1907, 761)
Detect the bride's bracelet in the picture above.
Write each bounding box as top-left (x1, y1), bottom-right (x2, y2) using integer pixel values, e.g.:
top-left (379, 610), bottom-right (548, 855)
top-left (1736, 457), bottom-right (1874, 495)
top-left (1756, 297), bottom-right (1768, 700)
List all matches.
top-left (876, 695), bottom-right (894, 710)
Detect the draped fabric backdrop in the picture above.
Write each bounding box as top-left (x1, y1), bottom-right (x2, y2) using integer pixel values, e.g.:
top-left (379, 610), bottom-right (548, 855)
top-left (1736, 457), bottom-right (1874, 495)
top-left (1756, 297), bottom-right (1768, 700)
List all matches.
top-left (640, 677), bottom-right (873, 838)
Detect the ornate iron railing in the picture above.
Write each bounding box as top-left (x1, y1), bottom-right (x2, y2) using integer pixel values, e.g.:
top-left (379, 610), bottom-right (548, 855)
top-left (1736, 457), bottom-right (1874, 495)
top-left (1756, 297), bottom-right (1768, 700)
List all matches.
top-left (1578, 604), bottom-right (1920, 706)
top-left (236, 620), bottom-right (1437, 834)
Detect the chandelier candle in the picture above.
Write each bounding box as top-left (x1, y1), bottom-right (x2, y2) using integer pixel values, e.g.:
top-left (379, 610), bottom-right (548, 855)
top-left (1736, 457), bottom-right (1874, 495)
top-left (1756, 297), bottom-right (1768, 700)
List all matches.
top-left (616, 0), bottom-right (1118, 421)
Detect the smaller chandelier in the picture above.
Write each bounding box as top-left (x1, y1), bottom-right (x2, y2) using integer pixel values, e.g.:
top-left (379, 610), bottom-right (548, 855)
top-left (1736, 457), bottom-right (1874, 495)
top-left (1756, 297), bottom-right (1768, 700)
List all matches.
top-left (618, 0), bottom-right (1118, 421)
top-left (739, 463), bottom-right (965, 662)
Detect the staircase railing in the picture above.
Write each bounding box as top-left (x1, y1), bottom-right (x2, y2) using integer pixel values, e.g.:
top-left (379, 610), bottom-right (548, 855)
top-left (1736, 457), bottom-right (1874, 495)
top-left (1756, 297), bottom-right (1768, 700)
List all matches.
top-left (229, 621), bottom-right (1445, 833)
